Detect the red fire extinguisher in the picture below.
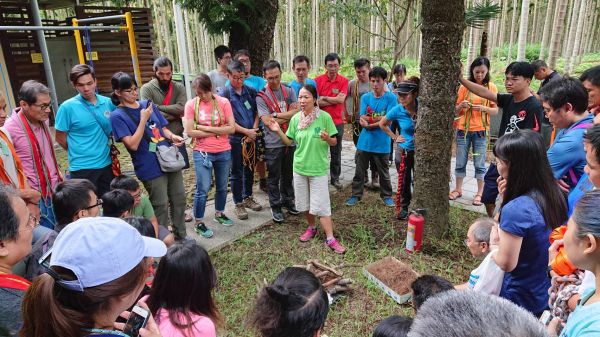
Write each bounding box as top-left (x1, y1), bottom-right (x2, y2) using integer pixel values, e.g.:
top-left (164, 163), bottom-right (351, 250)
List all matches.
top-left (406, 209), bottom-right (426, 253)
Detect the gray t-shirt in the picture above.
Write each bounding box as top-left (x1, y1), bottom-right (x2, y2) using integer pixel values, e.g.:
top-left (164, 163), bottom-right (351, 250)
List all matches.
top-left (257, 85), bottom-right (297, 148)
top-left (207, 69), bottom-right (228, 94)
top-left (346, 79), bottom-right (371, 120)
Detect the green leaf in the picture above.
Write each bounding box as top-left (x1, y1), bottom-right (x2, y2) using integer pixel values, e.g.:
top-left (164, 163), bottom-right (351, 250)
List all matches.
top-left (465, 0), bottom-right (502, 29)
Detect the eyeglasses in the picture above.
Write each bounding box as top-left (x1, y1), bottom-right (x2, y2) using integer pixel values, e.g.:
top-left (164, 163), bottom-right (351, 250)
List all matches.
top-left (83, 198), bottom-right (103, 210)
top-left (231, 76), bottom-right (245, 82)
top-left (122, 88), bottom-right (138, 94)
top-left (32, 102), bottom-right (52, 110)
top-left (132, 191), bottom-right (143, 199)
top-left (22, 214), bottom-right (39, 231)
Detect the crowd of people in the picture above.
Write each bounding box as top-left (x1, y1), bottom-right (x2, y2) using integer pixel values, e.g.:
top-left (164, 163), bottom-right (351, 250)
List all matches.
top-left (1, 41), bottom-right (600, 336)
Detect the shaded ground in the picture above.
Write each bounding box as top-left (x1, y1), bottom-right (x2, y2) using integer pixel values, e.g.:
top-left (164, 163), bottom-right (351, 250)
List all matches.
top-left (211, 185), bottom-right (481, 337)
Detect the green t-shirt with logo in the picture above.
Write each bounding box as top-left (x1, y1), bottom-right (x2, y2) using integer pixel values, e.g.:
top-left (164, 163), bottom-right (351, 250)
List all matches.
top-left (286, 110), bottom-right (338, 177)
top-left (132, 195), bottom-right (154, 219)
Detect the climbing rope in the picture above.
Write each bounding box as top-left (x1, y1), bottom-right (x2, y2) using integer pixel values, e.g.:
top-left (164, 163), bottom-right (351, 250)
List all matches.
top-left (242, 138), bottom-right (256, 168)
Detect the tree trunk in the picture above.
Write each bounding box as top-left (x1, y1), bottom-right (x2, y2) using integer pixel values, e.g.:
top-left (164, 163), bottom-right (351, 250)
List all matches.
top-left (539, 0), bottom-right (554, 59)
top-left (530, 0), bottom-right (539, 42)
top-left (564, 0), bottom-right (581, 62)
top-left (547, 0), bottom-right (567, 68)
top-left (567, 0), bottom-right (586, 74)
top-left (227, 0), bottom-right (278, 76)
top-left (497, 0), bottom-right (508, 58)
top-left (480, 25), bottom-right (489, 57)
top-left (330, 14), bottom-right (336, 54)
top-left (516, 0), bottom-right (530, 61)
top-left (507, 0), bottom-right (518, 62)
top-left (415, 0), bottom-right (464, 238)
top-left (286, 0), bottom-right (293, 70)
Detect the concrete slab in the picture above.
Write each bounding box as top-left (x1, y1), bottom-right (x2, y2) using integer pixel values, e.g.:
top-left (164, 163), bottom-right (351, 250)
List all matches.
top-left (185, 140), bottom-right (486, 252)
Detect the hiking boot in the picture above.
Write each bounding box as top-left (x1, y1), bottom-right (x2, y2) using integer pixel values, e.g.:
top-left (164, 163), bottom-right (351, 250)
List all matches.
top-left (243, 196), bottom-right (263, 211)
top-left (194, 222), bottom-right (214, 238)
top-left (398, 207), bottom-right (409, 220)
top-left (345, 196), bottom-right (359, 206)
top-left (382, 197), bottom-right (394, 207)
top-left (285, 204), bottom-right (300, 215)
top-left (326, 238), bottom-right (346, 254)
top-left (235, 203), bottom-right (248, 220)
top-left (214, 213), bottom-right (234, 226)
top-left (299, 227), bottom-right (317, 242)
top-left (259, 178), bottom-right (268, 192)
top-left (271, 207), bottom-right (284, 223)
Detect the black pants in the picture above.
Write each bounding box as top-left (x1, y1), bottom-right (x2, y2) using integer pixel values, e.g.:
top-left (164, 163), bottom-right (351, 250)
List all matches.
top-left (351, 120), bottom-right (376, 177)
top-left (329, 124), bottom-right (344, 183)
top-left (265, 146), bottom-right (295, 208)
top-left (351, 150), bottom-right (392, 199)
top-left (70, 164), bottom-right (115, 198)
top-left (395, 149), bottom-right (414, 209)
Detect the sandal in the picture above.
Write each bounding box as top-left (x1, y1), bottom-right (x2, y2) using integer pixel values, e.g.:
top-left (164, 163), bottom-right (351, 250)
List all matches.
top-left (449, 190), bottom-right (462, 200)
top-left (472, 194), bottom-right (483, 206)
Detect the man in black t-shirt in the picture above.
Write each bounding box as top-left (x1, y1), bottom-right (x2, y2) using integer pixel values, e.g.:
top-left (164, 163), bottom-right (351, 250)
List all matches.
top-left (459, 62), bottom-right (544, 216)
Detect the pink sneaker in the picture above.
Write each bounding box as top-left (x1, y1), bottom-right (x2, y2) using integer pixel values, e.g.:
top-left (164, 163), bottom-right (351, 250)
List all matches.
top-left (326, 238), bottom-right (346, 254)
top-left (299, 227), bottom-right (317, 242)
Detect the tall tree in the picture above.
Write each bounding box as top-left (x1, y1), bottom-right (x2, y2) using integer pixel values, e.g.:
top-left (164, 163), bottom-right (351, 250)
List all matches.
top-left (567, 0), bottom-right (587, 73)
top-left (415, 0), bottom-right (464, 238)
top-left (507, 0), bottom-right (518, 62)
top-left (547, 0), bottom-right (567, 68)
top-left (539, 0), bottom-right (555, 59)
top-left (516, 0), bottom-right (530, 60)
top-left (177, 0), bottom-right (278, 76)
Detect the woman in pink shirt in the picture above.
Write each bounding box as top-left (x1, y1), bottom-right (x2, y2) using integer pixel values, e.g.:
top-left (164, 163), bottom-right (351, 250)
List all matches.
top-left (184, 74), bottom-right (235, 238)
top-left (146, 241), bottom-right (220, 337)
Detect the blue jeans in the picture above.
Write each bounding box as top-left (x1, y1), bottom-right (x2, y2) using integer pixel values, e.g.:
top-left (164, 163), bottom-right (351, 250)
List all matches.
top-left (193, 150), bottom-right (231, 219)
top-left (230, 141), bottom-right (255, 204)
top-left (455, 130), bottom-right (487, 180)
top-left (39, 196), bottom-right (56, 229)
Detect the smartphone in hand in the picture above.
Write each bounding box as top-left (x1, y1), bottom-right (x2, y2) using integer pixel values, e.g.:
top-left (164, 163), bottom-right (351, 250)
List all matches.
top-left (123, 305), bottom-right (150, 337)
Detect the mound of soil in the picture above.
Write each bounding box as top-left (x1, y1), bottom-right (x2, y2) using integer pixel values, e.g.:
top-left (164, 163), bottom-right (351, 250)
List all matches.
top-left (366, 256), bottom-right (417, 296)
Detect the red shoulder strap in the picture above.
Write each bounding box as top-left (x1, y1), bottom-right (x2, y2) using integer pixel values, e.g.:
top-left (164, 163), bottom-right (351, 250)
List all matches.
top-left (162, 81), bottom-right (174, 106)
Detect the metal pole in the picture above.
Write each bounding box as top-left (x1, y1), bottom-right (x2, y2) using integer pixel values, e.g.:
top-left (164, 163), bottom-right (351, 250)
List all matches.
top-left (0, 25), bottom-right (125, 31)
top-left (77, 14), bottom-right (125, 23)
top-left (72, 19), bottom-right (85, 64)
top-left (173, 1), bottom-right (192, 100)
top-left (30, 0), bottom-right (59, 113)
top-left (125, 12), bottom-right (142, 85)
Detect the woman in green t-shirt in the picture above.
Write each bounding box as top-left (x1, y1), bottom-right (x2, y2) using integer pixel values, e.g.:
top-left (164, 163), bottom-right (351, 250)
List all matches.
top-left (266, 85), bottom-right (346, 254)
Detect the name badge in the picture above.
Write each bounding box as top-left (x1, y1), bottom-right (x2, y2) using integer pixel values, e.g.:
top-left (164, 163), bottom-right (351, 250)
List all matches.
top-left (244, 100), bottom-right (252, 110)
top-left (148, 142), bottom-right (157, 153)
top-left (104, 110), bottom-right (111, 118)
top-left (332, 88), bottom-right (339, 94)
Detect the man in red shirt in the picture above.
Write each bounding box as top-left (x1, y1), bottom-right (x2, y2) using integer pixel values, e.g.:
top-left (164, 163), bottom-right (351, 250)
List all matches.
top-left (316, 53), bottom-right (349, 189)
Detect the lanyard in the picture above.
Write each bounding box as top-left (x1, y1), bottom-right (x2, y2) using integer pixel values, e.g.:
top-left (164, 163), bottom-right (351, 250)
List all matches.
top-left (17, 111), bottom-right (62, 197)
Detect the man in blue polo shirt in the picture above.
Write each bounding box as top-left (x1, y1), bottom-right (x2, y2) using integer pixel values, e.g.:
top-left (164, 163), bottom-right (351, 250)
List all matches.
top-left (219, 61), bottom-right (263, 220)
top-left (224, 50), bottom-right (267, 92)
top-left (55, 64), bottom-right (116, 197)
top-left (540, 77), bottom-right (594, 191)
top-left (289, 55), bottom-right (318, 96)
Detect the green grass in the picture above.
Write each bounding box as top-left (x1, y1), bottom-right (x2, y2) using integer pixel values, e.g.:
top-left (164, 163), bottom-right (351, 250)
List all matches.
top-left (210, 187), bottom-right (481, 337)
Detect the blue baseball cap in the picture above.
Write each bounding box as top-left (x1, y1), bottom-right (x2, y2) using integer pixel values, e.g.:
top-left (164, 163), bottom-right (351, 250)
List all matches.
top-left (49, 217), bottom-right (167, 292)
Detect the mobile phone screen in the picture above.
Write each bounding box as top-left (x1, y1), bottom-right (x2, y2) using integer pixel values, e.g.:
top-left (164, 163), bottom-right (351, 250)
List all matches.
top-left (123, 305), bottom-right (149, 337)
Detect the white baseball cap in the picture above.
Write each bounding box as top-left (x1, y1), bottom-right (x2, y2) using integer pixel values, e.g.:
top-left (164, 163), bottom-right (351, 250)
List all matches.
top-left (49, 217), bottom-right (167, 292)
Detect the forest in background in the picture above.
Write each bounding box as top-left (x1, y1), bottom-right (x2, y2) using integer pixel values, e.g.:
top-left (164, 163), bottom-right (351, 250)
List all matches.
top-left (41, 0), bottom-right (600, 76)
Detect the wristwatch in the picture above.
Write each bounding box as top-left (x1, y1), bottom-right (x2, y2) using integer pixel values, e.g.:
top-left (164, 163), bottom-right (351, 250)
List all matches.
top-left (273, 112), bottom-right (278, 118)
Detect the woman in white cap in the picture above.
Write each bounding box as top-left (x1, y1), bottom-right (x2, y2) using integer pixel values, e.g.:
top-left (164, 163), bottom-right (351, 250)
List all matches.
top-left (20, 217), bottom-right (167, 337)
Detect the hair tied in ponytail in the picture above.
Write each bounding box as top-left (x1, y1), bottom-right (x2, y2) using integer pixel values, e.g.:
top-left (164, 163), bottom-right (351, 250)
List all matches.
top-left (266, 285), bottom-right (290, 306)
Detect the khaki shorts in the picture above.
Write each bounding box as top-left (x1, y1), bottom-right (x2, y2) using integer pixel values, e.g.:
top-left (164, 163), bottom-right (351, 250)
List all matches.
top-left (293, 173), bottom-right (331, 217)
